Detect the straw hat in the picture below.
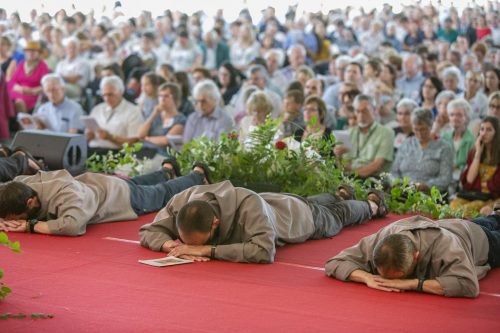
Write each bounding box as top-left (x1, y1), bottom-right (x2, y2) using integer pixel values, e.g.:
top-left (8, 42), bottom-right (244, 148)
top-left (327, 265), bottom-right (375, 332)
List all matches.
top-left (23, 40), bottom-right (41, 51)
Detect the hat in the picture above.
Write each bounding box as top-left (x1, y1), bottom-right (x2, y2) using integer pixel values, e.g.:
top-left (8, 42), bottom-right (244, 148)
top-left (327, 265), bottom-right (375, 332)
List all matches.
top-left (24, 40), bottom-right (41, 51)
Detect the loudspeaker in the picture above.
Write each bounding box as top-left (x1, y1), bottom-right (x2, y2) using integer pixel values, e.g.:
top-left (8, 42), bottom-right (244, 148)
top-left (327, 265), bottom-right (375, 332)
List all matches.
top-left (11, 130), bottom-right (87, 175)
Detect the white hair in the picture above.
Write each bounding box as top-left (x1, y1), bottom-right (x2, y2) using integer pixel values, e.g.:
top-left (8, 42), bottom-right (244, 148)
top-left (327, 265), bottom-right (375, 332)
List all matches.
top-left (264, 48), bottom-right (285, 67)
top-left (100, 75), bottom-right (125, 94)
top-left (447, 98), bottom-right (472, 122)
top-left (287, 44), bottom-right (306, 58)
top-left (41, 73), bottom-right (65, 88)
top-left (193, 79), bottom-right (221, 104)
top-left (63, 36), bottom-right (80, 49)
top-left (435, 90), bottom-right (457, 105)
top-left (396, 98), bottom-right (419, 113)
top-left (442, 66), bottom-right (462, 80)
top-left (335, 55), bottom-right (352, 68)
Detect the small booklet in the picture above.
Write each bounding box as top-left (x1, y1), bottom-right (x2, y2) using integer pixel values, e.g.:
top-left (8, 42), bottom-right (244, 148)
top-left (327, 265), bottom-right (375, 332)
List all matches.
top-left (332, 130), bottom-right (352, 150)
top-left (138, 256), bottom-right (193, 267)
top-left (17, 112), bottom-right (44, 130)
top-left (80, 116), bottom-right (99, 132)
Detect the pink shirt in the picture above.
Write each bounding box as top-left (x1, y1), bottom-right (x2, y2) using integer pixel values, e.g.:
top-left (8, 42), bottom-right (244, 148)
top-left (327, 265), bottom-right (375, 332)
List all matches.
top-left (8, 60), bottom-right (50, 110)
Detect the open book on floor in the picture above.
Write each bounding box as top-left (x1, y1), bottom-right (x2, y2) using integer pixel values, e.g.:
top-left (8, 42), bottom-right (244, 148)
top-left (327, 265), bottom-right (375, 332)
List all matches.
top-left (138, 256), bottom-right (193, 267)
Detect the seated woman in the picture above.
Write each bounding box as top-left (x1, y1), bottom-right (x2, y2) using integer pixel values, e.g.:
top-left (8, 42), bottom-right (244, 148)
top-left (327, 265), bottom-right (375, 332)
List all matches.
top-left (392, 98), bottom-right (418, 152)
top-left (8, 41), bottom-right (50, 113)
top-left (391, 108), bottom-right (453, 193)
top-left (440, 98), bottom-right (476, 185)
top-left (137, 72), bottom-right (165, 135)
top-left (136, 82), bottom-right (186, 152)
top-left (294, 95), bottom-right (332, 142)
top-left (419, 76), bottom-right (443, 117)
top-left (430, 90), bottom-right (456, 138)
top-left (239, 91), bottom-right (274, 147)
top-left (450, 116), bottom-right (500, 216)
top-left (217, 61), bottom-right (241, 106)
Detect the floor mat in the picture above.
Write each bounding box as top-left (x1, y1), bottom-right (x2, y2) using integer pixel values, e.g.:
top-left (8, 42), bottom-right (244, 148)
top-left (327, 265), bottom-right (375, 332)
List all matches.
top-left (1, 213), bottom-right (499, 332)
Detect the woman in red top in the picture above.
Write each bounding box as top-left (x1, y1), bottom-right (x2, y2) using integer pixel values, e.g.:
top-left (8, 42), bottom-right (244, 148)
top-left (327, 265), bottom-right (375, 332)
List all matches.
top-left (475, 15), bottom-right (492, 40)
top-left (450, 116), bottom-right (500, 215)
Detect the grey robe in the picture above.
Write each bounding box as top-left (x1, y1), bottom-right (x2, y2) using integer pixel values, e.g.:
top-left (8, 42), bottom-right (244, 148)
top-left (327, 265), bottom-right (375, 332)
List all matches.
top-left (325, 215), bottom-right (490, 298)
top-left (139, 180), bottom-right (315, 263)
top-left (15, 170), bottom-right (137, 236)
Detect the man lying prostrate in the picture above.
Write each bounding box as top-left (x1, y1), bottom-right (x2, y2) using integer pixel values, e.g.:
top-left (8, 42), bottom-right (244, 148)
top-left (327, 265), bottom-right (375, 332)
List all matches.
top-left (325, 212), bottom-right (500, 298)
top-left (139, 180), bottom-right (388, 263)
top-left (0, 160), bottom-right (210, 236)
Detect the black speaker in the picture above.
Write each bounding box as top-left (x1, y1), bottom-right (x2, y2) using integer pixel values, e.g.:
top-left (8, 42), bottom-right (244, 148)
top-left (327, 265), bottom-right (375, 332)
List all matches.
top-left (11, 130), bottom-right (87, 175)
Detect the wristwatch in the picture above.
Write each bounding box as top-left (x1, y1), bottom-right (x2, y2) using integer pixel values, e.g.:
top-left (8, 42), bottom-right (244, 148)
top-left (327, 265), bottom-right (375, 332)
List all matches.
top-left (28, 218), bottom-right (39, 233)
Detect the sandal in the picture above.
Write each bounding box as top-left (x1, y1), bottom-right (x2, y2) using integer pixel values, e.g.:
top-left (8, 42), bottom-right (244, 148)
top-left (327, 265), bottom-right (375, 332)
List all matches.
top-left (11, 146), bottom-right (47, 174)
top-left (335, 184), bottom-right (356, 201)
top-left (0, 144), bottom-right (12, 158)
top-left (161, 156), bottom-right (182, 177)
top-left (367, 189), bottom-right (389, 218)
top-left (493, 202), bottom-right (500, 216)
top-left (192, 162), bottom-right (212, 184)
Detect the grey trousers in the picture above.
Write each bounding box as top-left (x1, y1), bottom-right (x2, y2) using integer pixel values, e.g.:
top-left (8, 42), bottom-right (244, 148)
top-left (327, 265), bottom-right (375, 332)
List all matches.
top-left (305, 193), bottom-right (372, 240)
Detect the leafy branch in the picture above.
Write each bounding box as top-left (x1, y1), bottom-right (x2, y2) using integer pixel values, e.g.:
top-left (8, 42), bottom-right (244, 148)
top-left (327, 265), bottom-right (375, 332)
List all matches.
top-left (86, 143), bottom-right (144, 176)
top-left (1, 232), bottom-right (21, 300)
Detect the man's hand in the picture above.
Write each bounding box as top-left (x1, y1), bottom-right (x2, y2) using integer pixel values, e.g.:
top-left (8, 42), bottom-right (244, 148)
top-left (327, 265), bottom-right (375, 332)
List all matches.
top-left (348, 269), bottom-right (401, 293)
top-left (0, 220), bottom-right (28, 233)
top-left (363, 274), bottom-right (403, 292)
top-left (372, 276), bottom-right (417, 292)
top-left (161, 239), bottom-right (183, 253)
top-left (168, 244), bottom-right (210, 258)
top-left (96, 128), bottom-right (111, 141)
top-left (334, 144), bottom-right (349, 158)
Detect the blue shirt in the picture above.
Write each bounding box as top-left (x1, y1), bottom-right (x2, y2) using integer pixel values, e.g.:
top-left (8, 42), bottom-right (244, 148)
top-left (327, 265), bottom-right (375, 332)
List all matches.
top-left (396, 73), bottom-right (425, 101)
top-left (35, 97), bottom-right (85, 132)
top-left (183, 106), bottom-right (234, 144)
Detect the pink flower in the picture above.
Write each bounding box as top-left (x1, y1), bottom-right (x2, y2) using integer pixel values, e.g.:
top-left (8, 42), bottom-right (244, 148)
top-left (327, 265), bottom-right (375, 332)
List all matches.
top-left (275, 141), bottom-right (287, 150)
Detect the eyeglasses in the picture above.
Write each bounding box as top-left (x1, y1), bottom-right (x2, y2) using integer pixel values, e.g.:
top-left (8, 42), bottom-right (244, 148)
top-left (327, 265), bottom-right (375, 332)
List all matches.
top-left (303, 107), bottom-right (319, 113)
top-left (195, 99), bottom-right (209, 105)
top-left (489, 103), bottom-right (500, 109)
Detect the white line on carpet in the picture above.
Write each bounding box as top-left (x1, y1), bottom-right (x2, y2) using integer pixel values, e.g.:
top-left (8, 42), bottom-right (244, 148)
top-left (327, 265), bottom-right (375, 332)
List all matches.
top-left (103, 237), bottom-right (140, 244)
top-left (102, 236), bottom-right (500, 297)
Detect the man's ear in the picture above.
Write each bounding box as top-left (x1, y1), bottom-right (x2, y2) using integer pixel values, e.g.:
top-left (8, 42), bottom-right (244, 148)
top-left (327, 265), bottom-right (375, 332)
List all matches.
top-left (26, 197), bottom-right (37, 209)
top-left (212, 216), bottom-right (220, 228)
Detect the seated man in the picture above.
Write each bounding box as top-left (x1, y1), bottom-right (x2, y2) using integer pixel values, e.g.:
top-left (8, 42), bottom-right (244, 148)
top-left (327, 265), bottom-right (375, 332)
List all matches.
top-left (0, 161), bottom-right (210, 236)
top-left (31, 74), bottom-right (85, 133)
top-left (334, 94), bottom-right (394, 178)
top-left (86, 75), bottom-right (144, 151)
top-left (183, 79), bottom-right (234, 144)
top-left (325, 213), bottom-right (500, 298)
top-left (139, 180), bottom-right (387, 263)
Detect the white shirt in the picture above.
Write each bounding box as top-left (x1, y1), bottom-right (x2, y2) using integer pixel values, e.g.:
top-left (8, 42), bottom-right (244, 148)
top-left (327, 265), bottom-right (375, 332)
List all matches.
top-left (55, 56), bottom-right (91, 88)
top-left (89, 99), bottom-right (144, 149)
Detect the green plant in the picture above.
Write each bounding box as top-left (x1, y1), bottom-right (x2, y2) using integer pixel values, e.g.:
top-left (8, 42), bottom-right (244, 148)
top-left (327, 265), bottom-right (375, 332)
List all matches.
top-left (1, 232), bottom-right (21, 300)
top-left (86, 143), bottom-right (144, 176)
top-left (175, 118), bottom-right (347, 196)
top-left (173, 119), bottom-right (477, 218)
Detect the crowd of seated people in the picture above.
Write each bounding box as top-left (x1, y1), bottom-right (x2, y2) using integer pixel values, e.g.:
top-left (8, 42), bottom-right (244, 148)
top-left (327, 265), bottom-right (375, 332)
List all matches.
top-left (0, 3), bottom-right (499, 212)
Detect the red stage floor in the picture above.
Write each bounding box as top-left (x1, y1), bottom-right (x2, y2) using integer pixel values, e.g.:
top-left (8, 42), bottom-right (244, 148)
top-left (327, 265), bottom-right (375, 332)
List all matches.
top-left (1, 214), bottom-right (499, 332)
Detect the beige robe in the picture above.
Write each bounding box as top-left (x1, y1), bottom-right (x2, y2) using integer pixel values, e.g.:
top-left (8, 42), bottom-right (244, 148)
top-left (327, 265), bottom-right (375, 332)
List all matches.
top-left (325, 215), bottom-right (490, 298)
top-left (15, 170), bottom-right (137, 236)
top-left (139, 180), bottom-right (315, 263)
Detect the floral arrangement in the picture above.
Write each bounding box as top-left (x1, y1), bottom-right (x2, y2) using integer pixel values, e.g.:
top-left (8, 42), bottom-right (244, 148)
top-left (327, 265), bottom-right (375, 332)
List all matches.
top-left (0, 232), bottom-right (21, 300)
top-left (173, 118), bottom-right (470, 219)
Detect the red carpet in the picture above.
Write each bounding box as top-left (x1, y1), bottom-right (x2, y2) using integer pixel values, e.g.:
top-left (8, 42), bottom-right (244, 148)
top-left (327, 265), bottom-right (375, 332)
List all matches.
top-left (1, 214), bottom-right (499, 332)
